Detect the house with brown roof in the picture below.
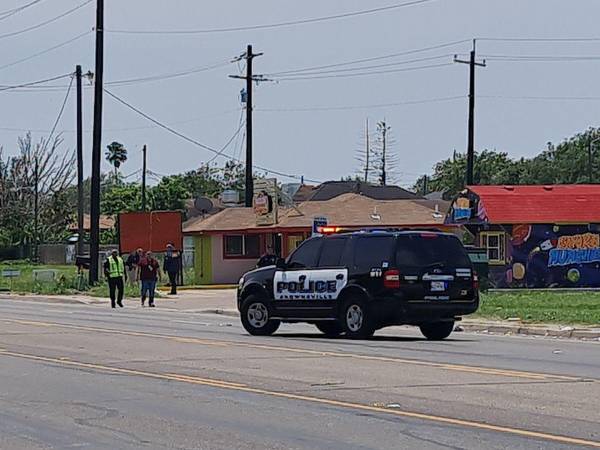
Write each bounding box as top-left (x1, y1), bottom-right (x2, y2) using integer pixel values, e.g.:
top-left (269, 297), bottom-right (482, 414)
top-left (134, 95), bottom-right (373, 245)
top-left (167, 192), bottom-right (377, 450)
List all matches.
top-left (183, 192), bottom-right (455, 284)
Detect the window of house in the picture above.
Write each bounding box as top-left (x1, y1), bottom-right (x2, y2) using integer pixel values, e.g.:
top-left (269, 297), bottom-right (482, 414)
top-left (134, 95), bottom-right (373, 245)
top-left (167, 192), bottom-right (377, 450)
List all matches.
top-left (224, 234), bottom-right (261, 258)
top-left (480, 232), bottom-right (505, 264)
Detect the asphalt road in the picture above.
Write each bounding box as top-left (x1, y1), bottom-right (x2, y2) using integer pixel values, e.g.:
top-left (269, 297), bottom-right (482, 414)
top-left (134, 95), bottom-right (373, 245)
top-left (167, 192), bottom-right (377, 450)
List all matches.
top-left (1, 297), bottom-right (599, 449)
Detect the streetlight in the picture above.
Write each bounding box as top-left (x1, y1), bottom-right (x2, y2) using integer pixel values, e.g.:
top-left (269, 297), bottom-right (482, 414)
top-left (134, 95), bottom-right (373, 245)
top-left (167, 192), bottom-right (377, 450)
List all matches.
top-left (589, 137), bottom-right (600, 183)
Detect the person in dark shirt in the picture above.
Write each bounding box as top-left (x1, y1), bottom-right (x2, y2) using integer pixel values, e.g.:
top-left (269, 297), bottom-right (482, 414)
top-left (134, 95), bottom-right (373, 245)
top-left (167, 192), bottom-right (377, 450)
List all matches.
top-left (138, 250), bottom-right (161, 307)
top-left (257, 245), bottom-right (278, 268)
top-left (163, 243), bottom-right (181, 295)
top-left (125, 248), bottom-right (143, 286)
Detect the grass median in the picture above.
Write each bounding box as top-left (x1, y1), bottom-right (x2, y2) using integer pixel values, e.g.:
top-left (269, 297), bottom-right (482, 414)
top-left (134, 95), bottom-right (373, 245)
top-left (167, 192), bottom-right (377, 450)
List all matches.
top-left (476, 291), bottom-right (600, 325)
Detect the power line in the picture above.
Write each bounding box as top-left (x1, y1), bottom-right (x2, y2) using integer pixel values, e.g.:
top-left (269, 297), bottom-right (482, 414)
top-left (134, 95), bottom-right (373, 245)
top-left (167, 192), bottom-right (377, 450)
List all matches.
top-left (272, 62), bottom-right (453, 81)
top-left (265, 53), bottom-right (454, 77)
top-left (206, 117), bottom-right (246, 164)
top-left (479, 94), bottom-right (600, 101)
top-left (481, 54), bottom-right (600, 62)
top-left (0, 0), bottom-right (92, 40)
top-left (0, 0), bottom-right (46, 21)
top-left (265, 39), bottom-right (471, 76)
top-left (105, 60), bottom-right (231, 86)
top-left (41, 74), bottom-right (75, 153)
top-left (103, 88), bottom-right (319, 182)
top-left (0, 72), bottom-right (73, 92)
top-left (0, 30), bottom-right (91, 72)
top-left (106, 0), bottom-right (436, 35)
top-left (255, 95), bottom-right (465, 112)
top-left (478, 36), bottom-right (600, 42)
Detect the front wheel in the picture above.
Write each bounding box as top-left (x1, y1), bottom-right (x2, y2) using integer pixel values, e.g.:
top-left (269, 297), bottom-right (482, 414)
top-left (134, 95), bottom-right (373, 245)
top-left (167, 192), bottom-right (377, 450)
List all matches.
top-left (341, 298), bottom-right (374, 339)
top-left (240, 296), bottom-right (280, 336)
top-left (315, 321), bottom-right (344, 337)
top-left (419, 321), bottom-right (454, 340)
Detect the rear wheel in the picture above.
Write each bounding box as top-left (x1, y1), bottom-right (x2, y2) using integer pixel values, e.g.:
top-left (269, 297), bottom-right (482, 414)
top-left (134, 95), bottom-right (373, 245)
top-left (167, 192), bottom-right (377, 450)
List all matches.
top-left (419, 321), bottom-right (454, 340)
top-left (341, 298), bottom-right (374, 339)
top-left (315, 321), bottom-right (344, 337)
top-left (240, 295), bottom-right (280, 336)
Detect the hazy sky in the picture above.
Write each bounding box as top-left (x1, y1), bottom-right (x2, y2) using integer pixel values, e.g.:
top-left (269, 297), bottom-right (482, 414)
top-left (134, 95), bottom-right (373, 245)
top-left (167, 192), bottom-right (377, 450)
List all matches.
top-left (1, 0), bottom-right (599, 188)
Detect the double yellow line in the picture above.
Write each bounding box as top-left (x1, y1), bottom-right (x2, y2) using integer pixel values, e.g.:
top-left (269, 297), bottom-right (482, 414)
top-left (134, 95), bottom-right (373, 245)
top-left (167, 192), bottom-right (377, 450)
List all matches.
top-left (0, 348), bottom-right (599, 448)
top-left (2, 318), bottom-right (587, 382)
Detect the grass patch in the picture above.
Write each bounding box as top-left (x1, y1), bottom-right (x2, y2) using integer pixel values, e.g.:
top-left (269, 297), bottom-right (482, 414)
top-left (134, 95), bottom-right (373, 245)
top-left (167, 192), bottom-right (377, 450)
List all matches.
top-left (0, 262), bottom-right (80, 295)
top-left (476, 291), bottom-right (600, 325)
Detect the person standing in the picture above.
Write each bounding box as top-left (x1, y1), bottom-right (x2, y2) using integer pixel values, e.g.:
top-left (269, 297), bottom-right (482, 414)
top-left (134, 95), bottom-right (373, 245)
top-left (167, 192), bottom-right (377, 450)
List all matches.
top-left (103, 249), bottom-right (126, 308)
top-left (125, 248), bottom-right (143, 286)
top-left (163, 243), bottom-right (181, 295)
top-left (138, 250), bottom-right (161, 307)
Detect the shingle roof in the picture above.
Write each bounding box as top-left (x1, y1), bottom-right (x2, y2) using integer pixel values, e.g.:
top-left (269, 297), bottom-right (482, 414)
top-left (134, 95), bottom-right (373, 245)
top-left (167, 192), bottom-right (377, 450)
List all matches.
top-left (469, 185), bottom-right (600, 224)
top-left (306, 181), bottom-right (421, 201)
top-left (183, 193), bottom-right (447, 234)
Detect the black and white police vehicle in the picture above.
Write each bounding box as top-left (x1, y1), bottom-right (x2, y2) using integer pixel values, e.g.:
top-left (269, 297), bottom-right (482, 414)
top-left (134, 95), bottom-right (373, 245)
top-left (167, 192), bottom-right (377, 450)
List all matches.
top-left (237, 229), bottom-right (479, 340)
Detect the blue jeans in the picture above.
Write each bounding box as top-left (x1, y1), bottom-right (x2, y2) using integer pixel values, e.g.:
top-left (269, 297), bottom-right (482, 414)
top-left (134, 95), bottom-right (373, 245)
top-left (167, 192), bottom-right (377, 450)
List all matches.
top-left (141, 280), bottom-right (157, 304)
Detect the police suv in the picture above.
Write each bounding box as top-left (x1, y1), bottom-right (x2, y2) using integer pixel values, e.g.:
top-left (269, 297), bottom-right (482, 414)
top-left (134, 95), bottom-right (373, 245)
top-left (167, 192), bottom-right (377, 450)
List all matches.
top-left (237, 229), bottom-right (479, 340)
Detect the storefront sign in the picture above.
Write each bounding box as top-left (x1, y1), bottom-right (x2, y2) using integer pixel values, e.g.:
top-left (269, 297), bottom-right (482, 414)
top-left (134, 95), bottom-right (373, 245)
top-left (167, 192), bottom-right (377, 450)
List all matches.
top-left (254, 178), bottom-right (278, 226)
top-left (312, 216), bottom-right (328, 236)
top-left (548, 233), bottom-right (600, 267)
top-left (452, 197), bottom-right (471, 221)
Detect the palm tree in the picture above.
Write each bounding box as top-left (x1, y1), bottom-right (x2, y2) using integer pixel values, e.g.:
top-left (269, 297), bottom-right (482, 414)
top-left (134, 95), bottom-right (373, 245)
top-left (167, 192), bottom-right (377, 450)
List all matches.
top-left (105, 141), bottom-right (127, 178)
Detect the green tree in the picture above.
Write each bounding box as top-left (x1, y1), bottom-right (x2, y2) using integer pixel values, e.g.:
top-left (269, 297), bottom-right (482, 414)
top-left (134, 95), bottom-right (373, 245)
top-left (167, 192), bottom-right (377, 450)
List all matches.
top-left (105, 141), bottom-right (127, 178)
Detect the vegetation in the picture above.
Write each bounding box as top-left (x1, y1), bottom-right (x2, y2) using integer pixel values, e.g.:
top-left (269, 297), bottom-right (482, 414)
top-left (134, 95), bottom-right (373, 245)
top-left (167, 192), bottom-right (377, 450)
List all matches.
top-left (477, 291), bottom-right (600, 325)
top-left (413, 127), bottom-right (600, 198)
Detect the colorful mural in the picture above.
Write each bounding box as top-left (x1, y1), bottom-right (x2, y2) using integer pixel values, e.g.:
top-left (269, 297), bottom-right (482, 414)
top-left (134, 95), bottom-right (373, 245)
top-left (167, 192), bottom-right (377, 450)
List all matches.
top-left (490, 224), bottom-right (600, 288)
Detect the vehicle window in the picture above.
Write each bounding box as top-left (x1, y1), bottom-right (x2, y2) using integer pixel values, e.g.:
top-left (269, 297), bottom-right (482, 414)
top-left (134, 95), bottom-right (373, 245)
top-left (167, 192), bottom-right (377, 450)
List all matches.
top-left (287, 237), bottom-right (322, 268)
top-left (353, 236), bottom-right (395, 272)
top-left (395, 234), bottom-right (472, 270)
top-left (317, 237), bottom-right (347, 267)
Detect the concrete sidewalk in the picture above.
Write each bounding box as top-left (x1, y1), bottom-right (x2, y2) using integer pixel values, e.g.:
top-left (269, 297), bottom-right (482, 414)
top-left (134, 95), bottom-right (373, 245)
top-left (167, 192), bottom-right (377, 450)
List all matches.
top-left (2, 289), bottom-right (599, 340)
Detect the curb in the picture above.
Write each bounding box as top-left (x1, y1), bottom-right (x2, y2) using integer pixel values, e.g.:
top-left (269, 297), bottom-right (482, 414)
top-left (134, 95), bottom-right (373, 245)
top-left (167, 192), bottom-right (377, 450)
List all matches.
top-left (460, 322), bottom-right (600, 339)
top-left (198, 308), bottom-right (239, 318)
top-left (157, 285), bottom-right (237, 292)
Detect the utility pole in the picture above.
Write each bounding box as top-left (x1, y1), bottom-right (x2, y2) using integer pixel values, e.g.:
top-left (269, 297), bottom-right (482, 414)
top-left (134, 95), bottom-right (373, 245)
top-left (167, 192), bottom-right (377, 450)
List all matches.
top-left (454, 40), bottom-right (486, 186)
top-left (364, 118), bottom-right (370, 183)
top-left (141, 144), bottom-right (147, 211)
top-left (378, 121), bottom-right (390, 186)
top-left (76, 65), bottom-right (84, 256)
top-left (423, 175), bottom-right (429, 196)
top-left (89, 0), bottom-right (104, 283)
top-left (33, 155), bottom-right (39, 262)
top-left (589, 137), bottom-right (600, 183)
top-left (229, 45), bottom-right (266, 207)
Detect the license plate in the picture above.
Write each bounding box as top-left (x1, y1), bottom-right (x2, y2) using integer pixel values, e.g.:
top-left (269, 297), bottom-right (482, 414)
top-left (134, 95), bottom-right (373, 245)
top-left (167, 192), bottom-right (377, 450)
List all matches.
top-left (431, 281), bottom-right (447, 292)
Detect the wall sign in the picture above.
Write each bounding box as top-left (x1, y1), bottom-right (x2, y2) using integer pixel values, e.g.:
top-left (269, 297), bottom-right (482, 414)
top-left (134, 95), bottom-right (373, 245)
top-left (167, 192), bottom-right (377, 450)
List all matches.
top-left (253, 178), bottom-right (278, 226)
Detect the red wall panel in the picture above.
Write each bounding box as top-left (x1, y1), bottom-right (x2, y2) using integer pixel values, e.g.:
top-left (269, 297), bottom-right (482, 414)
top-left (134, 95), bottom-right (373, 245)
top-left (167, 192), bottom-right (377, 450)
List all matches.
top-left (119, 211), bottom-right (183, 253)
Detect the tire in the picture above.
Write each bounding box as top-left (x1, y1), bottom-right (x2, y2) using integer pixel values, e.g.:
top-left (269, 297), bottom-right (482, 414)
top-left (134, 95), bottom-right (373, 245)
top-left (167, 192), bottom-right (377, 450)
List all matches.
top-left (240, 295), bottom-right (280, 336)
top-left (315, 321), bottom-right (344, 337)
top-left (340, 297), bottom-right (374, 339)
top-left (419, 321), bottom-right (454, 340)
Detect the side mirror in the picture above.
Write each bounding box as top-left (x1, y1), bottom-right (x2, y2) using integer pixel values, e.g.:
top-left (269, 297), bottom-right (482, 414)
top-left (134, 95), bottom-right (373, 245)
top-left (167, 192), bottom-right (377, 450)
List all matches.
top-left (276, 258), bottom-right (287, 269)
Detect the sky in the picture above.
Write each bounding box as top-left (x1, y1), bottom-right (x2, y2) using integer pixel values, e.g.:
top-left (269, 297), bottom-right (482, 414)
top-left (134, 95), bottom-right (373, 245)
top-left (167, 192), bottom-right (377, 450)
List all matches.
top-left (1, 0), bottom-right (600, 189)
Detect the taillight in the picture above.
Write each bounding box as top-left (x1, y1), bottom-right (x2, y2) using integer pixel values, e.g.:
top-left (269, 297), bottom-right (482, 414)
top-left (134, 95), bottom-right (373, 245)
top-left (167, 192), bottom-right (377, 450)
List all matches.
top-left (473, 273), bottom-right (479, 291)
top-left (384, 269), bottom-right (401, 289)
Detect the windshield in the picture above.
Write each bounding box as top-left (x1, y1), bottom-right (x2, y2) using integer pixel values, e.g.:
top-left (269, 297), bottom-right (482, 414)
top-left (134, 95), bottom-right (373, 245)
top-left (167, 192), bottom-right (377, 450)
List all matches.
top-left (395, 234), bottom-right (472, 270)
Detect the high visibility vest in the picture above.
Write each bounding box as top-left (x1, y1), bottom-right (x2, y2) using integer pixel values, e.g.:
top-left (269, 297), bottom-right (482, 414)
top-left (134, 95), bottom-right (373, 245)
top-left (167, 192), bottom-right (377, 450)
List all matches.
top-left (108, 256), bottom-right (125, 278)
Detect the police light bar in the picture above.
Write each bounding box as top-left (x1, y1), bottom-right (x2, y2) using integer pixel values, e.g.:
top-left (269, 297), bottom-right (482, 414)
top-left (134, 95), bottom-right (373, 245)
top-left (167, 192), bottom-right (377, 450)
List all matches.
top-left (317, 226), bottom-right (343, 234)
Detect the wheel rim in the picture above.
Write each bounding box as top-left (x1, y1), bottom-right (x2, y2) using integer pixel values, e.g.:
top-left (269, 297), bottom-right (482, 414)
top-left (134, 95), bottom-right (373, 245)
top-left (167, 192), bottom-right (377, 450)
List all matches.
top-left (346, 304), bottom-right (363, 332)
top-left (247, 303), bottom-right (269, 328)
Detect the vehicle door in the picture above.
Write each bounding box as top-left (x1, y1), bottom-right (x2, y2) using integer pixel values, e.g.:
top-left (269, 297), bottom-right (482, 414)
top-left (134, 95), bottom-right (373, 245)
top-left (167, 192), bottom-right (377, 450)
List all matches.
top-left (273, 236), bottom-right (349, 318)
top-left (350, 235), bottom-right (396, 297)
top-left (395, 233), bottom-right (475, 302)
top-left (272, 237), bottom-right (323, 318)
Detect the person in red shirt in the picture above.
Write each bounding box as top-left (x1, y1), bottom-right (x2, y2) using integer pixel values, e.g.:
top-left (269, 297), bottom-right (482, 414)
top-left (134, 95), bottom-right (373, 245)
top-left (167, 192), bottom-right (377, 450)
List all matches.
top-left (138, 250), bottom-right (162, 307)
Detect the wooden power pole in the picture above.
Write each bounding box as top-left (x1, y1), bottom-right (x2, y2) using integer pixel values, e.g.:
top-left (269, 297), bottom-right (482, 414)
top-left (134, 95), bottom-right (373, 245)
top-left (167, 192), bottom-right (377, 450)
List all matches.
top-left (89, 0), bottom-right (104, 283)
top-left (76, 65), bottom-right (84, 256)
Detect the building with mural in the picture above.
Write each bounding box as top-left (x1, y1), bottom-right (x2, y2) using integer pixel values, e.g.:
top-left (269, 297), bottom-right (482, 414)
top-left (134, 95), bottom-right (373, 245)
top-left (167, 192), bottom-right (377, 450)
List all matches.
top-left (446, 185), bottom-right (600, 288)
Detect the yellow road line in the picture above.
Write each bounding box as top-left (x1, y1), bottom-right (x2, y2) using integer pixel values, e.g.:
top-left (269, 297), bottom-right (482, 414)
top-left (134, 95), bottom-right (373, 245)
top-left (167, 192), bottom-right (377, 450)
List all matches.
top-left (2, 318), bottom-right (586, 382)
top-left (0, 348), bottom-right (598, 449)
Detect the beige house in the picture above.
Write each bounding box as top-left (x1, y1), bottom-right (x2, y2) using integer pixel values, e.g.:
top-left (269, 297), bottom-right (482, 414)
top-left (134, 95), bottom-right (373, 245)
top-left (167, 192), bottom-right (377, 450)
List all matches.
top-left (183, 193), bottom-right (455, 285)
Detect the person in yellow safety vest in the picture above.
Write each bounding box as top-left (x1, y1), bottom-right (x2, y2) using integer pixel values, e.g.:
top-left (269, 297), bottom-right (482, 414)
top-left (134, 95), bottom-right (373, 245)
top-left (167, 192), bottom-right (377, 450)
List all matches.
top-left (103, 249), bottom-right (127, 308)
